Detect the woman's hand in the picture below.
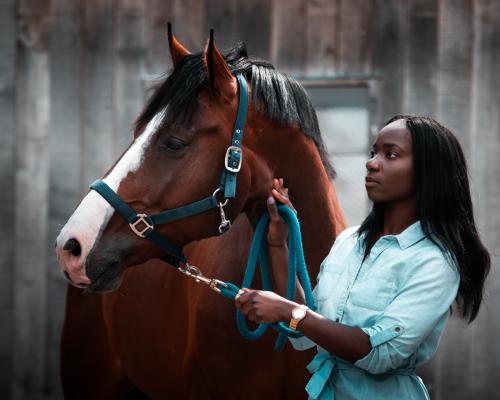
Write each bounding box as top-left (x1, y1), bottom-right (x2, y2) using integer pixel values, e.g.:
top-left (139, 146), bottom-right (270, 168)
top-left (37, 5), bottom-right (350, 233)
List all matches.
top-left (235, 288), bottom-right (295, 324)
top-left (267, 178), bottom-right (297, 247)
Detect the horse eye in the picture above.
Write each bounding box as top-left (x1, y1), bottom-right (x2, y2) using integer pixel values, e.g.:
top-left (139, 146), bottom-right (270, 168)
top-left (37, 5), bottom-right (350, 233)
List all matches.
top-left (161, 136), bottom-right (187, 152)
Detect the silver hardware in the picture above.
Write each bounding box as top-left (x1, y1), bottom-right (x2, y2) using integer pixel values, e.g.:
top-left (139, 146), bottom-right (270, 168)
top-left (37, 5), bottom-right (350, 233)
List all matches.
top-left (224, 146), bottom-right (243, 173)
top-left (218, 202), bottom-right (231, 234)
top-left (129, 214), bottom-right (153, 238)
top-left (236, 129), bottom-right (241, 134)
top-left (212, 188), bottom-right (229, 207)
top-left (178, 262), bottom-right (228, 293)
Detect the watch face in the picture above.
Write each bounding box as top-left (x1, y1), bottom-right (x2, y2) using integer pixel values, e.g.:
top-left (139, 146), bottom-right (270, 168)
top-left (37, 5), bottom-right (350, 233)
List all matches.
top-left (292, 307), bottom-right (306, 319)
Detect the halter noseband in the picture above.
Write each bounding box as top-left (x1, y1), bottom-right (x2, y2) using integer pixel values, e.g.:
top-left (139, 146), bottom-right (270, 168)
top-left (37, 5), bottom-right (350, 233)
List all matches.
top-left (90, 73), bottom-right (249, 268)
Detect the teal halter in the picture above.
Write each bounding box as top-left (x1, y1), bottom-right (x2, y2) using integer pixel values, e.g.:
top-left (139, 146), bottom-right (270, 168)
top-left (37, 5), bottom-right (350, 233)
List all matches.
top-left (90, 73), bottom-right (249, 267)
top-left (90, 72), bottom-right (316, 351)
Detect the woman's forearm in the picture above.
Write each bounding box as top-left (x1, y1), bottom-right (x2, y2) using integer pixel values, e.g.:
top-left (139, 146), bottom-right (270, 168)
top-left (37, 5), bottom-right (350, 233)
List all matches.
top-left (268, 244), bottom-right (306, 304)
top-left (281, 302), bottom-right (372, 363)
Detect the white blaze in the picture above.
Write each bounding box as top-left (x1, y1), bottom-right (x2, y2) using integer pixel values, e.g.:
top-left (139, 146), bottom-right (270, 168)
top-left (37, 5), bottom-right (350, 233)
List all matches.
top-left (56, 114), bottom-right (162, 271)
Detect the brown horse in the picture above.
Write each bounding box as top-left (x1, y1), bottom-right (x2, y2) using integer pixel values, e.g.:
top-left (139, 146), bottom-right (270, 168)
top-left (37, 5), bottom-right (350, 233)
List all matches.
top-left (55, 28), bottom-right (346, 399)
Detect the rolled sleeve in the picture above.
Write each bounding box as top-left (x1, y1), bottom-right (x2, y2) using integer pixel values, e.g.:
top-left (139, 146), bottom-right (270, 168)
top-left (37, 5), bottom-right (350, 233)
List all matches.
top-left (354, 254), bottom-right (460, 374)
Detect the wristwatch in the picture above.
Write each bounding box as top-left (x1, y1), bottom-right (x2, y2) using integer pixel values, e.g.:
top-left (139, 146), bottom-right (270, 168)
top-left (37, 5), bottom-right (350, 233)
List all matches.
top-left (289, 304), bottom-right (309, 331)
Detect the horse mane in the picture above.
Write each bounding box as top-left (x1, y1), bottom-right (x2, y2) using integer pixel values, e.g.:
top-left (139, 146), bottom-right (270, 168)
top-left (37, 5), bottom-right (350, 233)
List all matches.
top-left (135, 41), bottom-right (335, 179)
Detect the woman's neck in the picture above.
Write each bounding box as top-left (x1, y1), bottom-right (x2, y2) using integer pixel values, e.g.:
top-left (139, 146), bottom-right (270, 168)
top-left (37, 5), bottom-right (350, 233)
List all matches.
top-left (381, 196), bottom-right (418, 235)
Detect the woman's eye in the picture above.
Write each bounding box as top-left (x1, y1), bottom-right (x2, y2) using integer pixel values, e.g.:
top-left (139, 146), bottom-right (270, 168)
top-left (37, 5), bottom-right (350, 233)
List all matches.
top-left (161, 136), bottom-right (187, 152)
top-left (369, 150), bottom-right (375, 158)
top-left (386, 151), bottom-right (398, 159)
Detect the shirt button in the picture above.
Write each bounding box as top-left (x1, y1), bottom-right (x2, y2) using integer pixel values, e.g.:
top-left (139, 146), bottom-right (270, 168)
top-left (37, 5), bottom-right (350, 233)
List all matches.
top-left (335, 318), bottom-right (340, 322)
top-left (395, 327), bottom-right (401, 332)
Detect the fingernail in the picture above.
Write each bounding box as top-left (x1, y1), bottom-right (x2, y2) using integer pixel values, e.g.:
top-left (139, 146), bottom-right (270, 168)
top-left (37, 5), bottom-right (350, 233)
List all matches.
top-left (267, 196), bottom-right (275, 205)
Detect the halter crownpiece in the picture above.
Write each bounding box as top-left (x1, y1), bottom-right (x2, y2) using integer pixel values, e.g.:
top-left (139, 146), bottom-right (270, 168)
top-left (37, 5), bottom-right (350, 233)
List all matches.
top-left (90, 73), bottom-right (249, 267)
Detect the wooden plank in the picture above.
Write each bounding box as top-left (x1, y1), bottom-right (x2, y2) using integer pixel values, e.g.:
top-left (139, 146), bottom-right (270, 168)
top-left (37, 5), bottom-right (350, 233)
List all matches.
top-left (437, 0), bottom-right (473, 157)
top-left (45, 1), bottom-right (82, 398)
top-left (237, 0), bottom-right (271, 61)
top-left (115, 0), bottom-right (146, 154)
top-left (0, 0), bottom-right (16, 396)
top-left (405, 0), bottom-right (438, 115)
top-left (270, 0), bottom-right (307, 75)
top-left (205, 0), bottom-right (238, 52)
top-left (371, 0), bottom-right (407, 125)
top-left (81, 0), bottom-right (115, 187)
top-left (171, 0), bottom-right (206, 53)
top-left (12, 1), bottom-right (51, 399)
top-left (337, 0), bottom-right (373, 77)
top-left (433, 2), bottom-right (474, 399)
top-left (469, 1), bottom-right (500, 398)
top-left (305, 0), bottom-right (338, 77)
top-left (144, 0), bottom-right (172, 77)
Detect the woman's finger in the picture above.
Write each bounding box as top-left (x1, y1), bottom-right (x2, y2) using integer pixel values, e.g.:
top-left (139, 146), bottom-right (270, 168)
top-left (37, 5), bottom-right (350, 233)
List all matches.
top-left (267, 195), bottom-right (281, 222)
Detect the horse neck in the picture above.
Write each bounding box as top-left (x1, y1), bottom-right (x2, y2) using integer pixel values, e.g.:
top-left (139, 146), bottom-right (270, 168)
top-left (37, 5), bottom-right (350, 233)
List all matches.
top-left (245, 118), bottom-right (347, 274)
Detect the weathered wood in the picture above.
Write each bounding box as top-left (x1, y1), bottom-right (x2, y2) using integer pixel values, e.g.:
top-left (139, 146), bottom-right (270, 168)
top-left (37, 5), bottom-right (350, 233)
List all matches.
top-left (12, 1), bottom-right (51, 399)
top-left (171, 0), bottom-right (206, 53)
top-left (405, 0), bottom-right (438, 115)
top-left (115, 0), bottom-right (146, 153)
top-left (0, 0), bottom-right (16, 396)
top-left (305, 0), bottom-right (338, 77)
top-left (469, 1), bottom-right (500, 399)
top-left (433, 2), bottom-right (474, 399)
top-left (206, 0), bottom-right (238, 51)
top-left (81, 0), bottom-right (115, 187)
top-left (437, 0), bottom-right (473, 156)
top-left (270, 0), bottom-right (307, 75)
top-left (46, 1), bottom-right (83, 398)
top-left (337, 0), bottom-right (373, 76)
top-left (371, 0), bottom-right (407, 125)
top-left (145, 0), bottom-right (172, 77)
top-left (237, 0), bottom-right (271, 61)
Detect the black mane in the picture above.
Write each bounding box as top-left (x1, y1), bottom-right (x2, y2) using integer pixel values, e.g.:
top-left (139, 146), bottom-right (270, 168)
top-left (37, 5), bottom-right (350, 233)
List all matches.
top-left (135, 41), bottom-right (335, 178)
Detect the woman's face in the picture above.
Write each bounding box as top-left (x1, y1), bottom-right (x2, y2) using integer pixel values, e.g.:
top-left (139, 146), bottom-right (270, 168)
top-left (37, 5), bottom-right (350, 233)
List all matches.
top-left (365, 119), bottom-right (415, 204)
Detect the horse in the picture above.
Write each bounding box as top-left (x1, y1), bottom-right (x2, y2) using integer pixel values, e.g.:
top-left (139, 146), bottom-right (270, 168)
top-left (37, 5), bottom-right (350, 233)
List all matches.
top-left (55, 27), bottom-right (346, 399)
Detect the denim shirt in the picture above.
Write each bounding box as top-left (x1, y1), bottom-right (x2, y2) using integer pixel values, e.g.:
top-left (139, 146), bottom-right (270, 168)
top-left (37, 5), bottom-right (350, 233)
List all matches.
top-left (290, 221), bottom-right (460, 400)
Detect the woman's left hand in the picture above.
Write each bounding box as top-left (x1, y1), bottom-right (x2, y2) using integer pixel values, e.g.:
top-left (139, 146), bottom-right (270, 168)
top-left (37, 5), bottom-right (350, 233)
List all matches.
top-left (235, 288), bottom-right (295, 324)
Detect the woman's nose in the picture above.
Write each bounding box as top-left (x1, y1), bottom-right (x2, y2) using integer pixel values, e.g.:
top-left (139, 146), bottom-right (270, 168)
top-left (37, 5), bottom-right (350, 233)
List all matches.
top-left (366, 156), bottom-right (380, 171)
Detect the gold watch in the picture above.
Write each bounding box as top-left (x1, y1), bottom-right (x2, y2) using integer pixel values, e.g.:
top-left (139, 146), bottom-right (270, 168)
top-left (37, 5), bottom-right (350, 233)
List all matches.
top-left (289, 304), bottom-right (309, 331)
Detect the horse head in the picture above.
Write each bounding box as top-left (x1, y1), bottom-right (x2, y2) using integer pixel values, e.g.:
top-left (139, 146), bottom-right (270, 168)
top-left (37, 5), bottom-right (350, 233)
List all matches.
top-left (55, 26), bottom-right (337, 293)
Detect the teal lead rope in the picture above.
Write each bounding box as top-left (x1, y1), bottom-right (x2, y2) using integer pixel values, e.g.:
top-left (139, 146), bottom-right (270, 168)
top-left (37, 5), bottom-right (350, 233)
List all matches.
top-left (218, 205), bottom-right (316, 351)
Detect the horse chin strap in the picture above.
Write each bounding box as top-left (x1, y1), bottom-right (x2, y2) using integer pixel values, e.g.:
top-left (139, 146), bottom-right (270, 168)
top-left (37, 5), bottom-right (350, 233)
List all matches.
top-left (89, 73), bottom-right (249, 268)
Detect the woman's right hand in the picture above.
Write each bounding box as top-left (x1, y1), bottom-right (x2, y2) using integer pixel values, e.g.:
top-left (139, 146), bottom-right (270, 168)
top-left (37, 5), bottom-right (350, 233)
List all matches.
top-left (266, 178), bottom-right (297, 247)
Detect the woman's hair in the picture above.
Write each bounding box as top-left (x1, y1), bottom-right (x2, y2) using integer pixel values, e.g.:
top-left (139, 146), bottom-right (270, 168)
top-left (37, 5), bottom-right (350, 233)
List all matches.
top-left (358, 115), bottom-right (490, 323)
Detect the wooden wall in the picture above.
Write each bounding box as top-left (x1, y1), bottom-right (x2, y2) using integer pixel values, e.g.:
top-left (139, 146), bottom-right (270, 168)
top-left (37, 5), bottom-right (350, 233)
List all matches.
top-left (1, 1), bottom-right (499, 399)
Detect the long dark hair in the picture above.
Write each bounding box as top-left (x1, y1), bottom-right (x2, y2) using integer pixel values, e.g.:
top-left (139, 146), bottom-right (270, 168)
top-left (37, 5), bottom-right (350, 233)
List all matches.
top-left (358, 115), bottom-right (490, 323)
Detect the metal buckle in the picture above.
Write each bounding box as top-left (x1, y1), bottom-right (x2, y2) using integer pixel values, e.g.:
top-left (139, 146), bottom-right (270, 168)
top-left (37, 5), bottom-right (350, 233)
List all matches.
top-left (224, 146), bottom-right (242, 173)
top-left (129, 214), bottom-right (153, 238)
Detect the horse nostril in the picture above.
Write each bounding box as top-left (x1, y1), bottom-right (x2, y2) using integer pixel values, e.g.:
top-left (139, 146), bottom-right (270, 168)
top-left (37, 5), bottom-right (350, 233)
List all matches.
top-left (63, 238), bottom-right (82, 257)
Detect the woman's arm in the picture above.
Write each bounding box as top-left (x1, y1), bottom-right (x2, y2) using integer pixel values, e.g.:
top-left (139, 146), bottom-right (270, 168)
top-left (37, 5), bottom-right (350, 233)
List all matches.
top-left (236, 178), bottom-right (372, 363)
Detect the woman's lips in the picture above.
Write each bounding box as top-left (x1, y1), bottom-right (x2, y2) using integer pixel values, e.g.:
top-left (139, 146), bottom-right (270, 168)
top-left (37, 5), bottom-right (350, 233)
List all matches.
top-left (365, 177), bottom-right (380, 187)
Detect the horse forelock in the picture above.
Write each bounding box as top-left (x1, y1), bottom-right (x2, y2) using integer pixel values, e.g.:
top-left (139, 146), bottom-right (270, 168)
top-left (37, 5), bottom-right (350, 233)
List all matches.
top-left (134, 41), bottom-right (335, 179)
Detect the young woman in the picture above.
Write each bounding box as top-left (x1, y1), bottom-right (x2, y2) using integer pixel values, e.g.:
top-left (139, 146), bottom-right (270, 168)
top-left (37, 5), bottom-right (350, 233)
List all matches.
top-left (235, 115), bottom-right (490, 399)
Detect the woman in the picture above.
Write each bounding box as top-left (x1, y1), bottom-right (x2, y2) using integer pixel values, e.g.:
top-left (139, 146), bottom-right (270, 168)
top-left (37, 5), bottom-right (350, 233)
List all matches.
top-left (236, 115), bottom-right (490, 399)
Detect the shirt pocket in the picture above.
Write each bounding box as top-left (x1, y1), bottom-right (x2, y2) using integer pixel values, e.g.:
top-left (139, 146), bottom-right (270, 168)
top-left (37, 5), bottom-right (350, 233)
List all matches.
top-left (315, 269), bottom-right (342, 302)
top-left (348, 277), bottom-right (397, 311)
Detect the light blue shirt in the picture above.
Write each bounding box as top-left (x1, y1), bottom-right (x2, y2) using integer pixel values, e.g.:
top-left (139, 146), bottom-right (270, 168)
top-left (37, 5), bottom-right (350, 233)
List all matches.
top-left (290, 221), bottom-right (460, 400)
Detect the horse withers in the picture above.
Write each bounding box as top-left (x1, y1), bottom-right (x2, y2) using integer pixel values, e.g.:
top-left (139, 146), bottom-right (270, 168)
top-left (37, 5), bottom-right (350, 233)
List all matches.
top-left (55, 27), bottom-right (346, 399)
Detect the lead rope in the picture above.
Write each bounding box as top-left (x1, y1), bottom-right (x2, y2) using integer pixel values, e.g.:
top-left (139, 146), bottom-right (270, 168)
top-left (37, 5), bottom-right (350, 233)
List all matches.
top-left (215, 205), bottom-right (316, 351)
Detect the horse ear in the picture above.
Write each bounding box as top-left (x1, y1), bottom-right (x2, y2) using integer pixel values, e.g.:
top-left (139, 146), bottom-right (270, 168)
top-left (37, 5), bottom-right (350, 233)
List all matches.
top-left (204, 29), bottom-right (235, 98)
top-left (168, 22), bottom-right (190, 66)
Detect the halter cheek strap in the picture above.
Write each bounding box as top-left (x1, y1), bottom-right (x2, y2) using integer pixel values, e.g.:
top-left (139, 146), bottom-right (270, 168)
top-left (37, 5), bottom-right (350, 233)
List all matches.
top-left (89, 73), bottom-right (249, 267)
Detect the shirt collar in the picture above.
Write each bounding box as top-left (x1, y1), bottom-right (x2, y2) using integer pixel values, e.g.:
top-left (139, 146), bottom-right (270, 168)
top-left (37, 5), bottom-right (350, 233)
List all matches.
top-left (395, 220), bottom-right (426, 249)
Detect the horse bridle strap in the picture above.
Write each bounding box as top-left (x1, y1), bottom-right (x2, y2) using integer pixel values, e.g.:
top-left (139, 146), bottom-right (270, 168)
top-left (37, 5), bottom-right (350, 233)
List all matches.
top-left (89, 73), bottom-right (249, 267)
